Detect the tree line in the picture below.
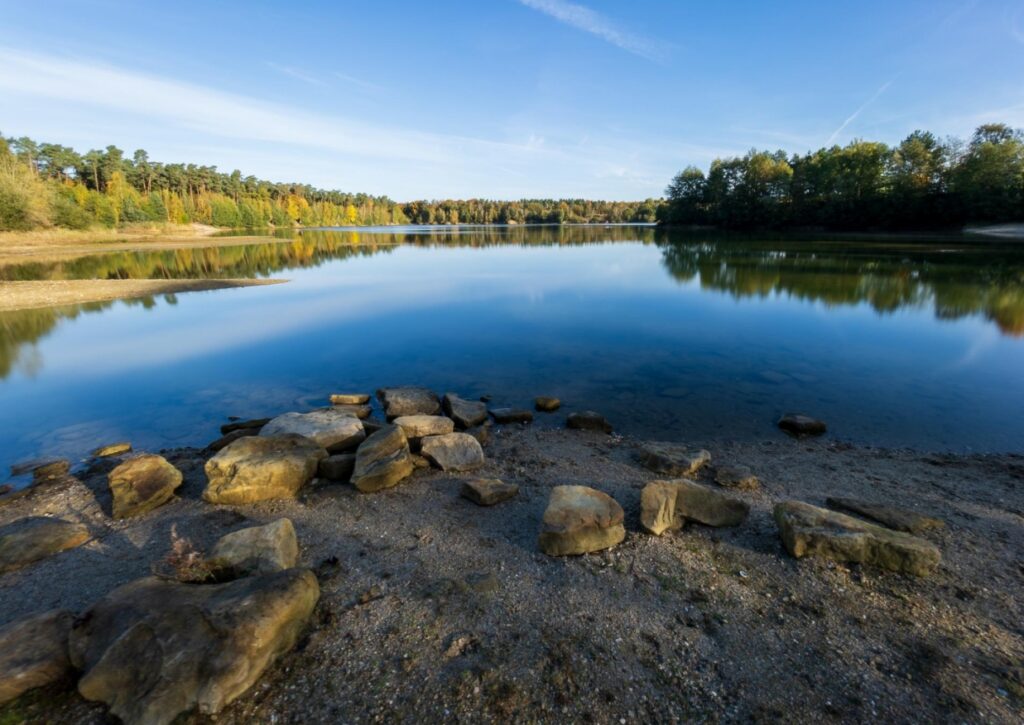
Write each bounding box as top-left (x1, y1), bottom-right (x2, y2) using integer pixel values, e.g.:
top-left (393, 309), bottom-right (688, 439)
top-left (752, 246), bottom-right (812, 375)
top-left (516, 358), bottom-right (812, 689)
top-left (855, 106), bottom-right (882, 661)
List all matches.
top-left (659, 124), bottom-right (1024, 230)
top-left (0, 134), bottom-right (657, 232)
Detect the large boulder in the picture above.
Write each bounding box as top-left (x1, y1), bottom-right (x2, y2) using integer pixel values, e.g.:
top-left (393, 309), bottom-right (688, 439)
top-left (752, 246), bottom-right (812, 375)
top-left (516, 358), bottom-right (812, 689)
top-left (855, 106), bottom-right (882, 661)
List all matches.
top-left (566, 411), bottom-right (612, 433)
top-left (777, 414), bottom-right (827, 437)
top-left (825, 496), bottom-right (944, 534)
top-left (640, 480), bottom-right (749, 535)
top-left (442, 393), bottom-right (488, 428)
top-left (203, 435), bottom-right (327, 505)
top-left (0, 609), bottom-right (74, 705)
top-left (352, 424), bottom-right (414, 493)
top-left (377, 387), bottom-right (441, 419)
top-left (209, 519), bottom-right (298, 577)
top-left (69, 569), bottom-right (319, 725)
top-left (108, 454), bottom-right (183, 519)
top-left (420, 433), bottom-right (485, 472)
top-left (260, 409), bottom-right (365, 453)
top-left (774, 500), bottom-right (940, 576)
top-left (638, 442), bottom-right (711, 477)
top-left (0, 517), bottom-right (89, 573)
top-left (394, 415), bottom-right (455, 445)
top-left (538, 485), bottom-right (625, 556)
top-left (460, 478), bottom-right (519, 506)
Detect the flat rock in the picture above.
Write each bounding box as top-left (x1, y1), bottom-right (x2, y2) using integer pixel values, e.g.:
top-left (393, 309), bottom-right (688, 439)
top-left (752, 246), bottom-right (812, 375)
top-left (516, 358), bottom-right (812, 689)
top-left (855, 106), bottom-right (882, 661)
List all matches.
top-left (328, 404), bottom-right (372, 419)
top-left (260, 409), bottom-right (365, 453)
top-left (825, 496), bottom-right (945, 534)
top-left (33, 459), bottom-right (71, 482)
top-left (420, 433), bottom-right (486, 472)
top-left (109, 454), bottom-right (183, 519)
top-left (92, 441), bottom-right (132, 458)
top-left (461, 478), bottom-right (519, 506)
top-left (10, 457), bottom-right (68, 478)
top-left (534, 396), bottom-right (561, 412)
top-left (329, 393), bottom-right (370, 405)
top-left (210, 519), bottom-right (298, 577)
top-left (778, 414), bottom-right (827, 436)
top-left (0, 517), bottom-right (90, 573)
top-left (640, 480), bottom-right (749, 535)
top-left (204, 435), bottom-right (327, 505)
top-left (774, 500), bottom-right (940, 576)
top-left (538, 485), bottom-right (625, 556)
top-left (490, 408), bottom-right (534, 424)
top-left (715, 464), bottom-right (760, 491)
top-left (352, 424), bottom-right (414, 493)
top-left (442, 393), bottom-right (488, 428)
top-left (0, 609), bottom-right (74, 705)
top-left (318, 453), bottom-right (356, 481)
top-left (394, 415), bottom-right (455, 442)
top-left (566, 411), bottom-right (612, 433)
top-left (638, 442), bottom-right (711, 476)
top-left (206, 428), bottom-right (260, 452)
top-left (220, 417), bottom-right (270, 435)
top-left (69, 569), bottom-right (319, 725)
top-left (377, 386), bottom-right (441, 419)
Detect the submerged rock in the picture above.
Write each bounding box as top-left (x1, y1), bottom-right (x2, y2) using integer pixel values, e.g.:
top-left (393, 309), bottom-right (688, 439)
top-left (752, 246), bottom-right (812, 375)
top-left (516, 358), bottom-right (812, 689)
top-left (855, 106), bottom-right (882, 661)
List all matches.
top-left (715, 464), bottom-right (760, 491)
top-left (638, 443), bottom-right (711, 476)
top-left (219, 418), bottom-right (270, 435)
top-left (778, 414), bottom-right (827, 437)
top-left (108, 454), bottom-right (183, 519)
top-left (0, 609), bottom-right (74, 705)
top-left (640, 480), bottom-right (749, 535)
top-left (420, 433), bottom-right (485, 472)
top-left (490, 408), bottom-right (534, 424)
top-left (352, 424), bottom-right (414, 493)
top-left (538, 485), bottom-right (625, 556)
top-left (442, 393), bottom-right (489, 428)
top-left (92, 441), bottom-right (132, 458)
top-left (318, 453), bottom-right (356, 482)
top-left (460, 478), bottom-right (519, 506)
top-left (69, 569), bottom-right (319, 725)
top-left (0, 517), bottom-right (90, 573)
top-left (394, 414), bottom-right (455, 444)
top-left (260, 409), bottom-right (365, 453)
top-left (534, 396), bottom-right (561, 412)
top-left (566, 411), bottom-right (612, 433)
top-left (773, 500), bottom-right (940, 576)
top-left (10, 458), bottom-right (68, 479)
top-left (209, 518), bottom-right (298, 577)
top-left (329, 393), bottom-right (370, 406)
top-left (377, 386), bottom-right (441, 419)
top-left (825, 496), bottom-right (945, 534)
top-left (203, 435), bottom-right (327, 505)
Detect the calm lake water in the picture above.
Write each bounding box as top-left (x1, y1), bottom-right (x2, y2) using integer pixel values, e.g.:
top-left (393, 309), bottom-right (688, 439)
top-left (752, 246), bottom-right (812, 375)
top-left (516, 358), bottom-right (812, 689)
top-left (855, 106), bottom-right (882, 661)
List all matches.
top-left (2, 224), bottom-right (1024, 475)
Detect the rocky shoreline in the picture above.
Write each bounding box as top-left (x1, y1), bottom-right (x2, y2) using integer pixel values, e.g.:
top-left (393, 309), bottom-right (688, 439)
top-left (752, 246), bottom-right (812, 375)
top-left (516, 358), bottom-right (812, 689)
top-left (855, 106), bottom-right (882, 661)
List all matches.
top-left (1, 387), bottom-right (1022, 723)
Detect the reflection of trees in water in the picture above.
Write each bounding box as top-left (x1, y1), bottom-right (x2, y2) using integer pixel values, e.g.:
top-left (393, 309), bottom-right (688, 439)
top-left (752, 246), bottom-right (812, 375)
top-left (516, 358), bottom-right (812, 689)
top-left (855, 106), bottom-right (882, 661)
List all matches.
top-left (658, 235), bottom-right (1024, 336)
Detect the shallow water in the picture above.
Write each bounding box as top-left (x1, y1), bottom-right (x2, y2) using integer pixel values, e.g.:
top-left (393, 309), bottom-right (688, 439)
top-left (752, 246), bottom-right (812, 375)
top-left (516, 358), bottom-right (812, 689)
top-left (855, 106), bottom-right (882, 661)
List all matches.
top-left (2, 225), bottom-right (1023, 474)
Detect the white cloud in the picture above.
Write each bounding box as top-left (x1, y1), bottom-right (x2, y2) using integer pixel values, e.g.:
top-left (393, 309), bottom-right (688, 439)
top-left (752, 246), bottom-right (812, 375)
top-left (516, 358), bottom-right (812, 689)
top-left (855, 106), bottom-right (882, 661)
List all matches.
top-left (826, 79), bottom-right (895, 145)
top-left (517, 0), bottom-right (669, 61)
top-left (265, 62), bottom-right (326, 87)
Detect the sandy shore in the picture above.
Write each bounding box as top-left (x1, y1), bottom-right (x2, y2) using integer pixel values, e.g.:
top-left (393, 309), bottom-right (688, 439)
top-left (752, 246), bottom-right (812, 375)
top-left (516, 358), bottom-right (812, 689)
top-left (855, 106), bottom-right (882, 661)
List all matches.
top-left (0, 278), bottom-right (287, 312)
top-left (1, 425), bottom-right (1021, 723)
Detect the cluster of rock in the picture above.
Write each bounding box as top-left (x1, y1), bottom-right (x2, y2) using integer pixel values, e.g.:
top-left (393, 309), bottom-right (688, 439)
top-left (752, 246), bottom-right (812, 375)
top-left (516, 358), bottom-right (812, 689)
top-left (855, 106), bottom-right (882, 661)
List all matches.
top-left (0, 517), bottom-right (318, 725)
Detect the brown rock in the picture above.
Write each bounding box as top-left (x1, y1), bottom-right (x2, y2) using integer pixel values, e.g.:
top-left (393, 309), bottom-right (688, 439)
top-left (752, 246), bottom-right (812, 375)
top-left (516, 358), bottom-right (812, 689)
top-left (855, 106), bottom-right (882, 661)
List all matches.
top-left (566, 411), bottom-right (612, 433)
top-left (638, 442), bottom-right (710, 476)
top-left (394, 414), bottom-right (455, 443)
top-left (352, 424), bottom-right (414, 493)
top-left (329, 393), bottom-right (370, 405)
top-left (420, 433), bottom-right (486, 472)
top-left (778, 414), bottom-right (827, 437)
top-left (318, 453), bottom-right (356, 481)
top-left (774, 500), bottom-right (940, 576)
top-left (534, 396), bottom-right (561, 412)
top-left (10, 458), bottom-right (68, 478)
top-left (377, 386), bottom-right (441, 419)
top-left (0, 610), bottom-right (74, 705)
top-left (825, 496), bottom-right (944, 534)
top-left (640, 480), bottom-right (749, 535)
top-left (260, 409), bottom-right (365, 453)
top-left (328, 404), bottom-right (373, 419)
top-left (69, 569), bottom-right (319, 725)
top-left (715, 464), bottom-right (760, 491)
top-left (209, 519), bottom-right (298, 577)
top-left (203, 435), bottom-right (327, 505)
top-left (206, 428), bottom-right (260, 452)
top-left (108, 454), bottom-right (183, 519)
top-left (33, 459), bottom-right (71, 482)
top-left (219, 417), bottom-right (270, 435)
top-left (490, 408), bottom-right (534, 424)
top-left (0, 517), bottom-right (90, 573)
top-left (461, 478), bottom-right (519, 506)
top-left (442, 393), bottom-right (488, 428)
top-left (92, 441), bottom-right (132, 458)
top-left (538, 485), bottom-right (625, 556)
top-left (466, 421), bottom-right (493, 446)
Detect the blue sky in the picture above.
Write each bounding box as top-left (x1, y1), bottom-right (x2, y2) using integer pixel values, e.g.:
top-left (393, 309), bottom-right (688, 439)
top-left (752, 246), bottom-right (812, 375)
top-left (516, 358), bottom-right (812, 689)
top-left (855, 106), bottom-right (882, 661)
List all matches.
top-left (1, 0), bottom-right (1023, 200)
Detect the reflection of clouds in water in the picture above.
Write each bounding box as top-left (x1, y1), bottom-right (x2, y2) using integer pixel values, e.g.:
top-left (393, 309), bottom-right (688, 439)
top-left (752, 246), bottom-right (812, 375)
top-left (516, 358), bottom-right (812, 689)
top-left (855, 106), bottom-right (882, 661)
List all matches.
top-left (941, 324), bottom-right (1000, 373)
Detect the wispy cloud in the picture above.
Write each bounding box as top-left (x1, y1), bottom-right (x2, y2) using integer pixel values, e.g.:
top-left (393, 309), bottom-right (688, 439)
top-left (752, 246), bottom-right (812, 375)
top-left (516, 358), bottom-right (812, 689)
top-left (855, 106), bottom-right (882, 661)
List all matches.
top-left (517, 0), bottom-right (669, 62)
top-left (826, 79), bottom-right (895, 145)
top-left (266, 62), bottom-right (326, 87)
top-left (333, 71), bottom-right (385, 93)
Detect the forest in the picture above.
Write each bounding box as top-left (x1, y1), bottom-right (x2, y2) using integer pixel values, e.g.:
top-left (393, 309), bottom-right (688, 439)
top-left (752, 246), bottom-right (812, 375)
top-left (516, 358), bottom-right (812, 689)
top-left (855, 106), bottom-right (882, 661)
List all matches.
top-left (659, 124), bottom-right (1024, 230)
top-left (0, 135), bottom-right (657, 232)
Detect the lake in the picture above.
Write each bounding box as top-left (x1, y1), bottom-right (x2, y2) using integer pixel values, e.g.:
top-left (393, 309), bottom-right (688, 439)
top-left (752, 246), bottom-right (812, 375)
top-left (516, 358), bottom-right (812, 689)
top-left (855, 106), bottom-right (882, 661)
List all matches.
top-left (2, 224), bottom-right (1023, 475)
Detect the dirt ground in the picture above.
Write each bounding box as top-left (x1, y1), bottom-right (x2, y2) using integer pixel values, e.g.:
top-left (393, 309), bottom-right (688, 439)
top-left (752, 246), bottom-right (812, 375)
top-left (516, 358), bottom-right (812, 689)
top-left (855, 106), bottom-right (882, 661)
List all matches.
top-left (1, 425), bottom-right (1021, 723)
